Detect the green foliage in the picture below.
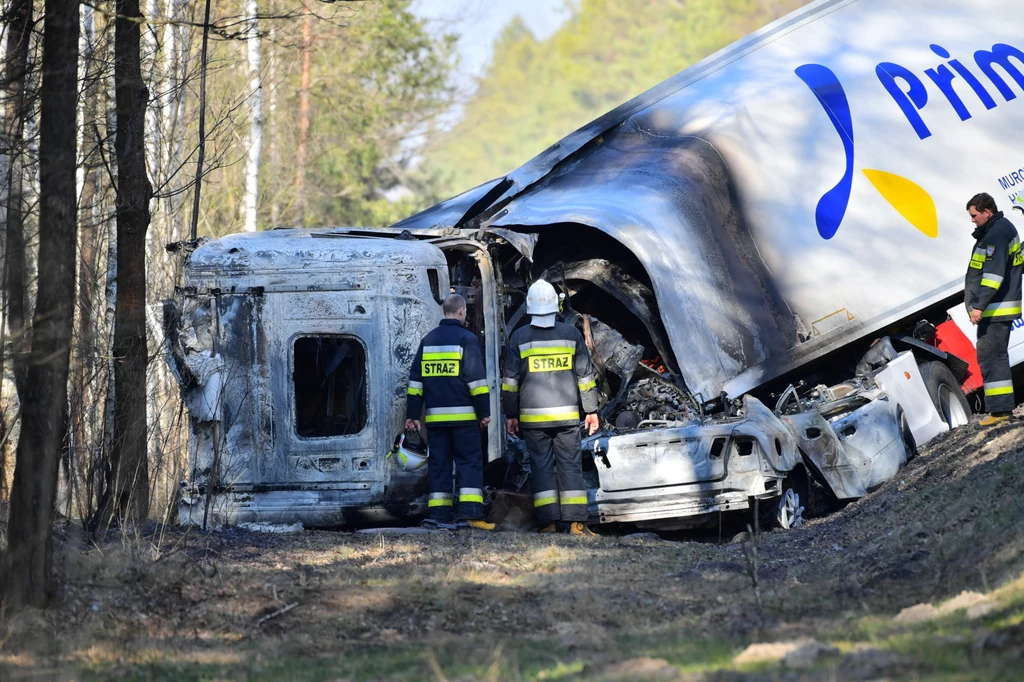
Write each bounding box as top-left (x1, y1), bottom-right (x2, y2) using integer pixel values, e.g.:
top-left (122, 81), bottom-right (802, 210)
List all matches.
top-left (427, 0), bottom-right (809, 195)
top-left (199, 0), bottom-right (456, 234)
top-left (297, 0), bottom-right (457, 227)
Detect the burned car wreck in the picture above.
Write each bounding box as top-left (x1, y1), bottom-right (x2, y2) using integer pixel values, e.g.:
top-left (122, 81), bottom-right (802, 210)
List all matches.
top-left (165, 222), bottom-right (950, 531)
top-left (165, 0), bottom-right (981, 530)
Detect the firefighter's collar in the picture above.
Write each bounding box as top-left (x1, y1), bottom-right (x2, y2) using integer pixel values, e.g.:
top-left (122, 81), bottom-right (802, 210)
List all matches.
top-left (530, 314), bottom-right (556, 328)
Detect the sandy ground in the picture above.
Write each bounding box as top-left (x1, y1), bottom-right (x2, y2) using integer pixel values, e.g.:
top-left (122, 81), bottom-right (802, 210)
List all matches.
top-left (1, 416), bottom-right (1023, 681)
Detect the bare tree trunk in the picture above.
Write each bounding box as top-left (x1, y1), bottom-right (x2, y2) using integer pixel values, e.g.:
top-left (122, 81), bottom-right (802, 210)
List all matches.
top-left (2, 0), bottom-right (33, 401)
top-left (267, 17), bottom-right (279, 228)
top-left (73, 4), bottom-right (104, 522)
top-left (243, 0), bottom-right (262, 232)
top-left (105, 0), bottom-right (154, 526)
top-left (294, 5), bottom-right (312, 228)
top-left (4, 0), bottom-right (80, 608)
top-left (189, 0), bottom-right (212, 241)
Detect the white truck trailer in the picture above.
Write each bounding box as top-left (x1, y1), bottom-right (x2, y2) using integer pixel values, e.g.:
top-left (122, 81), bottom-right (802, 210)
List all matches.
top-left (168, 0), bottom-right (1022, 529)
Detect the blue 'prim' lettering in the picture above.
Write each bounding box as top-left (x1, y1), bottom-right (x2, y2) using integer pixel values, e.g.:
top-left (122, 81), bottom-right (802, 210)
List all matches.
top-left (930, 44), bottom-right (997, 113)
top-left (974, 43), bottom-right (1024, 102)
top-left (876, 62), bottom-right (931, 139)
top-left (925, 62), bottom-right (972, 121)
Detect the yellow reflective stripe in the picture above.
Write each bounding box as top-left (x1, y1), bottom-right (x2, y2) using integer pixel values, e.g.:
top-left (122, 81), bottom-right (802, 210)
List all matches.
top-left (520, 346), bottom-right (575, 358)
top-left (981, 278), bottom-right (1002, 289)
top-left (425, 413), bottom-right (477, 423)
top-left (982, 307), bottom-right (1022, 318)
top-left (407, 386), bottom-right (423, 396)
top-left (428, 498), bottom-right (454, 507)
top-left (520, 412), bottom-right (580, 423)
top-left (469, 385), bottom-right (490, 396)
top-left (578, 379), bottom-right (597, 391)
top-left (984, 380), bottom-right (1015, 396)
top-left (423, 352), bottom-right (462, 360)
top-left (560, 497), bottom-right (588, 505)
top-left (533, 496), bottom-right (557, 507)
top-left (459, 494), bottom-right (484, 503)
top-left (501, 383), bottom-right (519, 393)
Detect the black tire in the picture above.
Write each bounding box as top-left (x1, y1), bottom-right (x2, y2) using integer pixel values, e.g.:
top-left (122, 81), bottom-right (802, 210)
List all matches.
top-left (919, 360), bottom-right (972, 429)
top-left (897, 406), bottom-right (918, 462)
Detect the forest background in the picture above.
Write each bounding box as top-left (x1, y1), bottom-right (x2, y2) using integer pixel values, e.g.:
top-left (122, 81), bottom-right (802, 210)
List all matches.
top-left (0, 0), bottom-right (806, 605)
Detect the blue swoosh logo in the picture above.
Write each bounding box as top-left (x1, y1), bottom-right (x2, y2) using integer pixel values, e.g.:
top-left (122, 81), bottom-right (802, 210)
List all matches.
top-left (796, 64), bottom-right (855, 240)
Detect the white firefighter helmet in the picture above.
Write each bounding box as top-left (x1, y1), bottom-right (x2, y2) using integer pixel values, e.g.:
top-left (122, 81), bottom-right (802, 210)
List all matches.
top-left (526, 279), bottom-right (559, 315)
top-left (388, 432), bottom-right (428, 471)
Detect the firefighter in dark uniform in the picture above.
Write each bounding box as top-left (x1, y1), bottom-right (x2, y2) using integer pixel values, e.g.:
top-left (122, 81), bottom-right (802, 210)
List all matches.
top-left (406, 294), bottom-right (494, 530)
top-left (502, 280), bottom-right (600, 536)
top-left (965, 192), bottom-right (1022, 425)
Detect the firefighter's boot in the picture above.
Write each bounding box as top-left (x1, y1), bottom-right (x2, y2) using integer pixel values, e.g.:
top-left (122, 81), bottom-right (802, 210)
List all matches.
top-left (538, 522), bottom-right (558, 533)
top-left (569, 522), bottom-right (597, 537)
top-left (463, 519), bottom-right (495, 531)
top-left (979, 412), bottom-right (1011, 426)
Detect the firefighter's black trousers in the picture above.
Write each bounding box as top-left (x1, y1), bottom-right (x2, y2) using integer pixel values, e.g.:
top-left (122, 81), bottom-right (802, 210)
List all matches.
top-left (977, 319), bottom-right (1016, 414)
top-left (522, 426), bottom-right (588, 525)
top-left (426, 425), bottom-right (484, 523)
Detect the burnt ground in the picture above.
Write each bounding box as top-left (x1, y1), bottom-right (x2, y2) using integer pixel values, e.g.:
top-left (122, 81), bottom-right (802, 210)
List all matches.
top-left (1, 417), bottom-right (1023, 681)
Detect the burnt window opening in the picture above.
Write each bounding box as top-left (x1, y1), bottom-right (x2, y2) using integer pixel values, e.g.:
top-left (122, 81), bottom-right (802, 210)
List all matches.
top-left (444, 249), bottom-right (486, 349)
top-left (709, 437), bottom-right (727, 459)
top-left (427, 268), bottom-right (442, 304)
top-left (734, 439), bottom-right (755, 457)
top-left (294, 336), bottom-right (367, 438)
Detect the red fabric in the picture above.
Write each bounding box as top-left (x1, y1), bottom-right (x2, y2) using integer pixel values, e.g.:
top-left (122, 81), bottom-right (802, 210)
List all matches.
top-left (934, 320), bottom-right (983, 393)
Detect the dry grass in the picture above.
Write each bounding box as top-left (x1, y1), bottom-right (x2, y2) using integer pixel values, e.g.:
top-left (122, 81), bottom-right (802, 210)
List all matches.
top-left (1, 418), bottom-right (1023, 681)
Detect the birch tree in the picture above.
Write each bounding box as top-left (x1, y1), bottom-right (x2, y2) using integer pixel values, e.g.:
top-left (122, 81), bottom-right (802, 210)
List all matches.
top-left (243, 0), bottom-right (262, 232)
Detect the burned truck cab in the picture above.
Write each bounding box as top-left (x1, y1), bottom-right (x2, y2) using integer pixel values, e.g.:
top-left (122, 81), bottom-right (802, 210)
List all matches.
top-left (166, 229), bottom-right (455, 527)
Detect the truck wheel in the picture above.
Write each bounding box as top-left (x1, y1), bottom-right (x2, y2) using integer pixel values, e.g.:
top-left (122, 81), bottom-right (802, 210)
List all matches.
top-left (919, 361), bottom-right (972, 429)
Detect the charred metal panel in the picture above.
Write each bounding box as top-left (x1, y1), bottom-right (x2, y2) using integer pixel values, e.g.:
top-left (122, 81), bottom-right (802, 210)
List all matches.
top-left (783, 411), bottom-right (867, 499)
top-left (830, 397), bottom-right (908, 492)
top-left (489, 133), bottom-right (799, 402)
top-left (172, 230), bottom-right (450, 527)
top-left (592, 396), bottom-right (795, 525)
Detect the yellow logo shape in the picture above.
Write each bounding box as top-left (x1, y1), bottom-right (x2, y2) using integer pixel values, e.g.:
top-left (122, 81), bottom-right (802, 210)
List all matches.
top-left (862, 169), bottom-right (938, 238)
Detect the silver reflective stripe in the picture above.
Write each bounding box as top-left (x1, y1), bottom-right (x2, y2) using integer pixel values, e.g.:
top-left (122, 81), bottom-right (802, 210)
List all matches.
top-left (466, 379), bottom-right (488, 391)
top-left (501, 377), bottom-right (518, 387)
top-left (459, 488), bottom-right (483, 496)
top-left (520, 405), bottom-right (579, 416)
top-left (577, 375), bottom-right (595, 384)
top-left (424, 345), bottom-right (464, 355)
top-left (985, 300), bottom-right (1022, 311)
top-left (559, 489), bottom-right (588, 504)
top-left (408, 380), bottom-right (423, 390)
top-left (985, 380), bottom-right (1014, 390)
top-left (974, 247), bottom-right (988, 257)
top-left (982, 273), bottom-right (1005, 285)
top-left (429, 492), bottom-right (453, 500)
top-left (519, 339), bottom-right (576, 353)
top-left (425, 406), bottom-right (475, 415)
